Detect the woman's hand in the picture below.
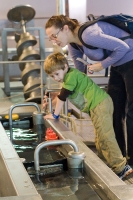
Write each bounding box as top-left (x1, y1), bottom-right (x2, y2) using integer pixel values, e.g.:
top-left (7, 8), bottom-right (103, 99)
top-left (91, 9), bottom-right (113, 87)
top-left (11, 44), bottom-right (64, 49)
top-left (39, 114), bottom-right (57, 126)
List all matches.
top-left (44, 113), bottom-right (54, 119)
top-left (88, 62), bottom-right (104, 72)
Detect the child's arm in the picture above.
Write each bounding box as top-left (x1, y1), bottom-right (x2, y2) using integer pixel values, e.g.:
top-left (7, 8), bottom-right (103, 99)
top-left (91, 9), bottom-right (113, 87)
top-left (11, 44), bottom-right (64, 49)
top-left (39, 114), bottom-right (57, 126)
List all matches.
top-left (54, 97), bottom-right (64, 115)
top-left (43, 97), bottom-right (64, 119)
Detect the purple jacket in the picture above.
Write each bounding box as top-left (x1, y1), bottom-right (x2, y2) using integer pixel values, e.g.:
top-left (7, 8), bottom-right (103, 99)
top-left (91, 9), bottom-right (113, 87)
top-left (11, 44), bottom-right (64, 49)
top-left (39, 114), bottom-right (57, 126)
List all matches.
top-left (68, 21), bottom-right (133, 72)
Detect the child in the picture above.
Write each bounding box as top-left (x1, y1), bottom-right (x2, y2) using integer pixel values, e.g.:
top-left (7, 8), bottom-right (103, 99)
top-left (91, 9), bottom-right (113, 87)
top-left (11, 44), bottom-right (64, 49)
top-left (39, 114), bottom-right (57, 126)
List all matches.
top-left (43, 52), bottom-right (133, 180)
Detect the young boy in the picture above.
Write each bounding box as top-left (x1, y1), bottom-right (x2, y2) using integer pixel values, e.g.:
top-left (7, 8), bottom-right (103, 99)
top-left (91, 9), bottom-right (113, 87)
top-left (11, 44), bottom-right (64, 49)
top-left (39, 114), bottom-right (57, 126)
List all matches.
top-left (43, 52), bottom-right (133, 180)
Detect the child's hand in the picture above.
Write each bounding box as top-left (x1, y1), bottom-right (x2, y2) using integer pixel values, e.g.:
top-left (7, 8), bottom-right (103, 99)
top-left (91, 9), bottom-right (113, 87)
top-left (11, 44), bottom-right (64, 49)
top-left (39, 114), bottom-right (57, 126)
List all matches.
top-left (44, 113), bottom-right (54, 119)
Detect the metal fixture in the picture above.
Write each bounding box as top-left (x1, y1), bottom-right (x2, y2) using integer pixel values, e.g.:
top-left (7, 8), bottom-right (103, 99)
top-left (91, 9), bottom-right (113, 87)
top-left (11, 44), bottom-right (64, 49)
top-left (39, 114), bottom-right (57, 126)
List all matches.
top-left (34, 139), bottom-right (85, 173)
top-left (9, 102), bottom-right (41, 142)
top-left (0, 123), bottom-right (42, 199)
top-left (32, 110), bottom-right (44, 126)
top-left (6, 5), bottom-right (45, 103)
top-left (44, 88), bottom-right (60, 113)
top-left (2, 28), bottom-right (46, 98)
top-left (44, 88), bottom-right (68, 115)
top-left (67, 150), bottom-right (85, 168)
top-left (32, 110), bottom-right (45, 143)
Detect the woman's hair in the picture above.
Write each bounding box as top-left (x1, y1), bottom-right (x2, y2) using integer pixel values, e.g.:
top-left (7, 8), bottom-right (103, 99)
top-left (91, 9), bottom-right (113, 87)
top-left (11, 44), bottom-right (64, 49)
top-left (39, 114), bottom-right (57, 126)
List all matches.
top-left (44, 52), bottom-right (69, 74)
top-left (45, 15), bottom-right (80, 33)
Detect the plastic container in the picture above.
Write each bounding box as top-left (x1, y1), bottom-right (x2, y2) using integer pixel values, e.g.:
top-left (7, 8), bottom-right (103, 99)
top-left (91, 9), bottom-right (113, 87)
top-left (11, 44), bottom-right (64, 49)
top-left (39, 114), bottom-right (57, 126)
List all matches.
top-left (45, 128), bottom-right (58, 140)
top-left (45, 128), bottom-right (58, 149)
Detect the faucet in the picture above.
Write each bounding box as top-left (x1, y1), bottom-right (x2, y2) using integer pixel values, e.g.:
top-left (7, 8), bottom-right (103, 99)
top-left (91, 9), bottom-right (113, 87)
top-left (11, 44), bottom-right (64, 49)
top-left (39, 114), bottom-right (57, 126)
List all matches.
top-left (34, 139), bottom-right (85, 173)
top-left (44, 88), bottom-right (68, 116)
top-left (9, 102), bottom-right (41, 142)
top-left (44, 88), bottom-right (60, 113)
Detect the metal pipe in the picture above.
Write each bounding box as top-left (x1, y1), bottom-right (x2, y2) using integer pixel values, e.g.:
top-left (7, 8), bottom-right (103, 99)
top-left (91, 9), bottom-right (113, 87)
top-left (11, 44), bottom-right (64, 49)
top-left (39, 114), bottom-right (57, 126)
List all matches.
top-left (9, 102), bottom-right (41, 143)
top-left (34, 139), bottom-right (79, 172)
top-left (9, 102), bottom-right (41, 126)
top-left (45, 88), bottom-right (68, 116)
top-left (0, 59), bottom-right (45, 64)
top-left (44, 88), bottom-right (68, 115)
top-left (45, 88), bottom-right (61, 93)
top-left (21, 20), bottom-right (26, 33)
top-left (44, 88), bottom-right (61, 113)
top-left (63, 99), bottom-right (68, 116)
top-left (47, 97), bottom-right (52, 113)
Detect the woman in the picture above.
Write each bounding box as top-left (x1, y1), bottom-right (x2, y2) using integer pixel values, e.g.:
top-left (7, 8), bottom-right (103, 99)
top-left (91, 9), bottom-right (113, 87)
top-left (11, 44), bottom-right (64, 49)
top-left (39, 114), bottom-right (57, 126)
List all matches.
top-left (45, 15), bottom-right (133, 165)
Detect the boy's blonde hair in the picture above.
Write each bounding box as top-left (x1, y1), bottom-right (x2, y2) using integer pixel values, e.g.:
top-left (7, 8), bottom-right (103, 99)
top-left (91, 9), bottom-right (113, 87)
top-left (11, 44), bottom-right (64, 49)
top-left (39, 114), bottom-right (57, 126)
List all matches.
top-left (44, 52), bottom-right (69, 74)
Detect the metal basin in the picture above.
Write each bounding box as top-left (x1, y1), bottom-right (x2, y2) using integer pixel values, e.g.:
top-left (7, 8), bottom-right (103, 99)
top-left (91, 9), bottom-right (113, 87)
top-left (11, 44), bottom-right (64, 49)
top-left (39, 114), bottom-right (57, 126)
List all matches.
top-left (0, 122), bottom-right (42, 200)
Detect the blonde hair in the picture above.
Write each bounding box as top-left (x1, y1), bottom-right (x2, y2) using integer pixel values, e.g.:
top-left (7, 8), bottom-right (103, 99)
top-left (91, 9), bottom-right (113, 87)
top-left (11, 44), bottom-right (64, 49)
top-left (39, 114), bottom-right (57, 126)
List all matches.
top-left (45, 15), bottom-right (80, 34)
top-left (44, 52), bottom-right (69, 74)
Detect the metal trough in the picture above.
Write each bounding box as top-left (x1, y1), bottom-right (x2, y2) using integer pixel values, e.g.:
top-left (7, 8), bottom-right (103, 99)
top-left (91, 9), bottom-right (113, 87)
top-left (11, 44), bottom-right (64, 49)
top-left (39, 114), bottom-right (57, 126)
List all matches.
top-left (1, 113), bottom-right (133, 200)
top-left (44, 119), bottom-right (133, 200)
top-left (0, 122), bottom-right (42, 200)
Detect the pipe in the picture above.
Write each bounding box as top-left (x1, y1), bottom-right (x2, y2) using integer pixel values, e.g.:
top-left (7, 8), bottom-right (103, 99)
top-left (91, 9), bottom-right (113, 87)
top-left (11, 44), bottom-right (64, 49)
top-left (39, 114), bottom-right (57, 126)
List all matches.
top-left (34, 139), bottom-right (79, 172)
top-left (0, 59), bottom-right (45, 64)
top-left (9, 102), bottom-right (41, 126)
top-left (45, 88), bottom-right (61, 93)
top-left (44, 88), bottom-right (61, 113)
top-left (21, 20), bottom-right (26, 33)
top-left (44, 88), bottom-right (68, 115)
top-left (9, 102), bottom-right (41, 143)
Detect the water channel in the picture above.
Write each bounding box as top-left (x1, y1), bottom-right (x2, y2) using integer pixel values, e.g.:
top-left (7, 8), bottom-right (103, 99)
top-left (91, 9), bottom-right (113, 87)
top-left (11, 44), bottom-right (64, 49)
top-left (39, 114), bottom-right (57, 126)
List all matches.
top-left (3, 116), bottom-right (108, 200)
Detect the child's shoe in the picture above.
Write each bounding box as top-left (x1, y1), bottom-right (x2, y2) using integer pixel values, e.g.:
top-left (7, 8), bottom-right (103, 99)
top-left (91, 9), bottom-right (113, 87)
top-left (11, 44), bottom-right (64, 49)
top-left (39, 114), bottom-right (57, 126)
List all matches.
top-left (118, 165), bottom-right (133, 180)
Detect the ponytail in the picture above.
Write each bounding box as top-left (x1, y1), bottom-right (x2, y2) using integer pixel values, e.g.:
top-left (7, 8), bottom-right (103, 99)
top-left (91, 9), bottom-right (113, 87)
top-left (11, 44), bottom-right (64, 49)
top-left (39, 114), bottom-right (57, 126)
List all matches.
top-left (45, 15), bottom-right (80, 33)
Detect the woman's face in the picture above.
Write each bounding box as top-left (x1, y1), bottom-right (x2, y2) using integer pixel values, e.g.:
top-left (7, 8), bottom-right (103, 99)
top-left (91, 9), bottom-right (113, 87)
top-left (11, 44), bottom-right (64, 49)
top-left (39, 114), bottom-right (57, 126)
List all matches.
top-left (46, 26), bottom-right (69, 47)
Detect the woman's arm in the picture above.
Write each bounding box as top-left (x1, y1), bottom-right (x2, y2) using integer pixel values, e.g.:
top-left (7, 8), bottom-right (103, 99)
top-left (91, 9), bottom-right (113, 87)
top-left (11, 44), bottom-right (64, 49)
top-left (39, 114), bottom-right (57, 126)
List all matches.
top-left (68, 44), bottom-right (86, 73)
top-left (82, 22), bottom-right (130, 69)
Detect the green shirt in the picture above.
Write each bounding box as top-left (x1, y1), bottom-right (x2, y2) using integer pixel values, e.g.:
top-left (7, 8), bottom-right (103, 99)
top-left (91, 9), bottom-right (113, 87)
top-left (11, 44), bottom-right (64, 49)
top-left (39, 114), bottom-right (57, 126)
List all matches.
top-left (62, 68), bottom-right (109, 113)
